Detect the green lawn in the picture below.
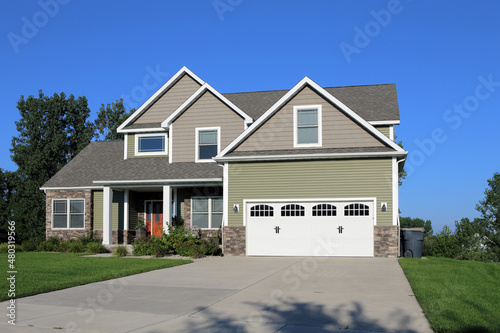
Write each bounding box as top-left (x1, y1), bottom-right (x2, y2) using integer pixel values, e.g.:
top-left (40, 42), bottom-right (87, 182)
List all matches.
top-left (1, 252), bottom-right (191, 301)
top-left (399, 257), bottom-right (500, 333)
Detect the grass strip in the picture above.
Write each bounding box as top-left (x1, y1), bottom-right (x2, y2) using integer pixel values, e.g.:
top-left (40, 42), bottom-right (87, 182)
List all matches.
top-left (1, 252), bottom-right (191, 301)
top-left (399, 257), bottom-right (500, 333)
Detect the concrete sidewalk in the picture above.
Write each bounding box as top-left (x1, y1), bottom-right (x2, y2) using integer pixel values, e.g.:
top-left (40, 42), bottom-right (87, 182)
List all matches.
top-left (1, 257), bottom-right (432, 332)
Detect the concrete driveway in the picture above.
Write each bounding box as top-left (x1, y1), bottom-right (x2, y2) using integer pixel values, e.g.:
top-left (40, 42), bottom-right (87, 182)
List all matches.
top-left (1, 257), bottom-right (432, 332)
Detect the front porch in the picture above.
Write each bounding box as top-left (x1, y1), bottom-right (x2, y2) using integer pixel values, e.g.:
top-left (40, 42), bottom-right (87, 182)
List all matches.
top-left (96, 185), bottom-right (223, 245)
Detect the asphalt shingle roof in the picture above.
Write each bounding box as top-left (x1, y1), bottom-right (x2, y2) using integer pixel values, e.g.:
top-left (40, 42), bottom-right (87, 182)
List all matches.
top-left (42, 141), bottom-right (223, 188)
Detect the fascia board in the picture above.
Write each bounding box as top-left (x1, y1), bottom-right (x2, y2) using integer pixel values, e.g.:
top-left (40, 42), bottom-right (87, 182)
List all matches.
top-left (214, 151), bottom-right (408, 162)
top-left (117, 66), bottom-right (205, 133)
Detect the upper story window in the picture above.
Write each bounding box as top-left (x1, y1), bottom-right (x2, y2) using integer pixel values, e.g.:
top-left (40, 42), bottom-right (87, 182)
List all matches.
top-left (294, 105), bottom-right (322, 147)
top-left (196, 127), bottom-right (220, 162)
top-left (52, 199), bottom-right (85, 229)
top-left (135, 133), bottom-right (168, 156)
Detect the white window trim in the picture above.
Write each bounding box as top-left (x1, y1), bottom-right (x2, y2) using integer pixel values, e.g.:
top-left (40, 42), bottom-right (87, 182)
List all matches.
top-left (293, 105), bottom-right (322, 148)
top-left (52, 198), bottom-right (86, 230)
top-left (195, 127), bottom-right (221, 163)
top-left (135, 133), bottom-right (168, 156)
top-left (191, 196), bottom-right (223, 229)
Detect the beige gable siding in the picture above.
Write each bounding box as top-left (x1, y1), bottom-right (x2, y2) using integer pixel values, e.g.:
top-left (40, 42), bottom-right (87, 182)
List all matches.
top-left (133, 74), bottom-right (202, 124)
top-left (227, 158), bottom-right (393, 226)
top-left (234, 86), bottom-right (385, 152)
top-left (172, 91), bottom-right (245, 162)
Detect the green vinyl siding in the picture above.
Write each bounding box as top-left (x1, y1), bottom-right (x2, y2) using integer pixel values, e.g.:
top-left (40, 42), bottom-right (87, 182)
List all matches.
top-left (374, 125), bottom-right (391, 139)
top-left (126, 134), bottom-right (169, 159)
top-left (93, 191), bottom-right (103, 230)
top-left (92, 190), bottom-right (124, 230)
top-left (227, 158), bottom-right (394, 226)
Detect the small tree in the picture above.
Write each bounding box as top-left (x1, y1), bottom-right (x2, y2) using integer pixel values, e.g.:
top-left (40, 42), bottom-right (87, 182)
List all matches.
top-left (400, 216), bottom-right (433, 235)
top-left (475, 172), bottom-right (500, 259)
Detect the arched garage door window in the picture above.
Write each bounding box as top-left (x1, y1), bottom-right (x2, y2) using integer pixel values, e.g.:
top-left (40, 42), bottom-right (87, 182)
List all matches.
top-left (281, 204), bottom-right (305, 217)
top-left (250, 204), bottom-right (274, 217)
top-left (344, 203), bottom-right (370, 216)
top-left (312, 204), bottom-right (337, 216)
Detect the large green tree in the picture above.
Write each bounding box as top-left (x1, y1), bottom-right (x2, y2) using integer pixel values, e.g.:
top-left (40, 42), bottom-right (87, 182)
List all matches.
top-left (0, 169), bottom-right (16, 231)
top-left (10, 91), bottom-right (94, 241)
top-left (95, 99), bottom-right (134, 141)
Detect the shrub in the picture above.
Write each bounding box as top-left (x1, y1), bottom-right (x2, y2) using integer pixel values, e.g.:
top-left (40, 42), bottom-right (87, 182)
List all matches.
top-left (0, 243), bottom-right (8, 253)
top-left (37, 241), bottom-right (55, 252)
top-left (78, 232), bottom-right (101, 245)
top-left (113, 245), bottom-right (129, 257)
top-left (133, 237), bottom-right (156, 256)
top-left (67, 241), bottom-right (85, 253)
top-left (201, 238), bottom-right (222, 256)
top-left (86, 242), bottom-right (108, 254)
top-left (21, 238), bottom-right (41, 252)
top-left (176, 239), bottom-right (202, 258)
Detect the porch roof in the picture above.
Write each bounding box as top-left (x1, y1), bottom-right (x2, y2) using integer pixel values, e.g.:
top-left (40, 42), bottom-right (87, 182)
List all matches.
top-left (42, 141), bottom-right (223, 189)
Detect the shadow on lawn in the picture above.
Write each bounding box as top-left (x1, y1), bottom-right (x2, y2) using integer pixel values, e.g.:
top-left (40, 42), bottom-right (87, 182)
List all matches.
top-left (170, 298), bottom-right (422, 333)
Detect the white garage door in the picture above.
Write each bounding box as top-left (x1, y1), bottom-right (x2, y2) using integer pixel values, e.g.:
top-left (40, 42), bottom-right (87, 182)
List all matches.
top-left (246, 200), bottom-right (374, 257)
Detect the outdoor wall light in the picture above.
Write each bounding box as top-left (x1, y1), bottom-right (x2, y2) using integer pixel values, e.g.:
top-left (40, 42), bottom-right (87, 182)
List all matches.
top-left (233, 204), bottom-right (239, 213)
top-left (381, 202), bottom-right (387, 212)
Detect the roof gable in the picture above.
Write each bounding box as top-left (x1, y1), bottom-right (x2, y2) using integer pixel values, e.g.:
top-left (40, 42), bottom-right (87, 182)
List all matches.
top-left (217, 77), bottom-right (406, 158)
top-left (162, 83), bottom-right (252, 127)
top-left (117, 66), bottom-right (204, 133)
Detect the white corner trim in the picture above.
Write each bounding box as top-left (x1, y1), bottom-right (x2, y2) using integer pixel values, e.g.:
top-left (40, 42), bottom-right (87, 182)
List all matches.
top-left (134, 133), bottom-right (168, 156)
top-left (161, 83), bottom-right (252, 128)
top-left (117, 66), bottom-right (205, 133)
top-left (223, 163), bottom-right (229, 227)
top-left (217, 76), bottom-right (405, 158)
top-left (195, 127), bottom-right (221, 163)
top-left (293, 105), bottom-right (322, 148)
top-left (389, 125), bottom-right (394, 141)
top-left (123, 134), bottom-right (128, 160)
top-left (168, 125), bottom-right (173, 164)
top-left (392, 157), bottom-right (399, 226)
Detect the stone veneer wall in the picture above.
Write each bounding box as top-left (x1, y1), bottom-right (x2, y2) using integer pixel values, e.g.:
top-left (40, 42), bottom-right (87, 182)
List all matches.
top-left (46, 189), bottom-right (93, 240)
top-left (374, 225), bottom-right (399, 258)
top-left (222, 226), bottom-right (246, 256)
top-left (94, 230), bottom-right (134, 245)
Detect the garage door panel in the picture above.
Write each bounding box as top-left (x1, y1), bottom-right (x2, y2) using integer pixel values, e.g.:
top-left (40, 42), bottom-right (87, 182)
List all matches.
top-left (246, 200), bottom-right (374, 257)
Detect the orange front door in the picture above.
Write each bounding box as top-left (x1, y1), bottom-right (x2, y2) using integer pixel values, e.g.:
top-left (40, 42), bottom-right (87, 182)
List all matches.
top-left (146, 201), bottom-right (163, 237)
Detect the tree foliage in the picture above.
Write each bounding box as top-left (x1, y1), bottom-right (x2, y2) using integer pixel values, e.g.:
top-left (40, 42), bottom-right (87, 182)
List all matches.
top-left (474, 172), bottom-right (500, 259)
top-left (0, 169), bottom-right (16, 230)
top-left (94, 99), bottom-right (134, 141)
top-left (395, 135), bottom-right (407, 186)
top-left (9, 91), bottom-right (94, 241)
top-left (400, 216), bottom-right (433, 235)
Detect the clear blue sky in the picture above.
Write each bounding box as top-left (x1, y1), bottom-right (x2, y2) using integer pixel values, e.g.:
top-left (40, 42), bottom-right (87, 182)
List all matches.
top-left (1, 0), bottom-right (499, 233)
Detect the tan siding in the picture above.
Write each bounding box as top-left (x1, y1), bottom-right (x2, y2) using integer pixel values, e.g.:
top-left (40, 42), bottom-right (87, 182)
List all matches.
top-left (172, 91), bottom-right (245, 162)
top-left (126, 133), bottom-right (170, 159)
top-left (134, 74), bottom-right (201, 124)
top-left (374, 125), bottom-right (391, 139)
top-left (235, 86), bottom-right (384, 152)
top-left (93, 191), bottom-right (103, 230)
top-left (227, 158), bottom-right (393, 226)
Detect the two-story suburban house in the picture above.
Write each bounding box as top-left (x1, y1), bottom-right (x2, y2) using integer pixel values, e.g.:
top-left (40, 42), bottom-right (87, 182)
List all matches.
top-left (42, 66), bottom-right (407, 257)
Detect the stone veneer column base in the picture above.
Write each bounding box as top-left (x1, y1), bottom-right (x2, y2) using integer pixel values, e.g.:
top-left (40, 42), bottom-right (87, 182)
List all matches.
top-left (222, 226), bottom-right (246, 256)
top-left (374, 225), bottom-right (399, 258)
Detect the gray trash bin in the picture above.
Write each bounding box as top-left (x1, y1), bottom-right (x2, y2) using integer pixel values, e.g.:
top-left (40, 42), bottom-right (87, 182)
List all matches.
top-left (402, 229), bottom-right (424, 258)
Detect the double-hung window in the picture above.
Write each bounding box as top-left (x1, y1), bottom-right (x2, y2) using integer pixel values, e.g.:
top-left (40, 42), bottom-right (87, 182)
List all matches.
top-left (135, 133), bottom-right (168, 156)
top-left (196, 127), bottom-right (220, 162)
top-left (191, 197), bottom-right (223, 229)
top-left (294, 105), bottom-right (322, 147)
top-left (52, 199), bottom-right (85, 229)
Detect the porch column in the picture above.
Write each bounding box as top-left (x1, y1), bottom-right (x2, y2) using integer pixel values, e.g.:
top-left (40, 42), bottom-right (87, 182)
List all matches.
top-left (103, 187), bottom-right (113, 245)
top-left (163, 185), bottom-right (171, 233)
top-left (124, 189), bottom-right (129, 230)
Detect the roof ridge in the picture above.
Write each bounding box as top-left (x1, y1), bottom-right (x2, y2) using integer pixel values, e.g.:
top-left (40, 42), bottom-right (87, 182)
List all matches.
top-left (222, 83), bottom-right (395, 95)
